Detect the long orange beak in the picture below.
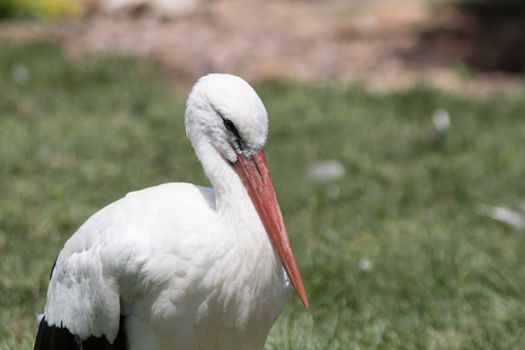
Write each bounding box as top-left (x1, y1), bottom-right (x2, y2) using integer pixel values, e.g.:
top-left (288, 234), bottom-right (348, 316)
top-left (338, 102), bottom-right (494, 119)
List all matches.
top-left (234, 151), bottom-right (309, 309)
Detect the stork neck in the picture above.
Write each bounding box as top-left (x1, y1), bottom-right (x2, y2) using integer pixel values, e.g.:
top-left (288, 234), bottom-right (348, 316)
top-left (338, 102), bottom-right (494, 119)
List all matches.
top-left (194, 140), bottom-right (256, 217)
top-left (192, 139), bottom-right (282, 294)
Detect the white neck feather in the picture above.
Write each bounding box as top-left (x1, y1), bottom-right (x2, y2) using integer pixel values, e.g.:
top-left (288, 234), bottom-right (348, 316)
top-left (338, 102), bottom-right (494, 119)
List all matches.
top-left (193, 138), bottom-right (257, 222)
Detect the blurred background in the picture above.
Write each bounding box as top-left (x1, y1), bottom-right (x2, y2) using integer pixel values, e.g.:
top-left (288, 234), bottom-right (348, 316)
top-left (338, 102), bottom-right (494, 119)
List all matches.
top-left (1, 0), bottom-right (525, 349)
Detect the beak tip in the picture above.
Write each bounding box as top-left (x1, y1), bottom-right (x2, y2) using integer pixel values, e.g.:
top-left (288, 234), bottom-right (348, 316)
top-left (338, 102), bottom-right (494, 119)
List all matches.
top-left (297, 285), bottom-right (309, 310)
top-left (289, 273), bottom-right (309, 309)
top-left (302, 297), bottom-right (310, 310)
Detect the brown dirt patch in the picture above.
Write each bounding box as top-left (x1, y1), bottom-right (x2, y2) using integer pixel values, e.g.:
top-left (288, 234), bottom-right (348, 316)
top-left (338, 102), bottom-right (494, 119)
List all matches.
top-left (1, 0), bottom-right (523, 95)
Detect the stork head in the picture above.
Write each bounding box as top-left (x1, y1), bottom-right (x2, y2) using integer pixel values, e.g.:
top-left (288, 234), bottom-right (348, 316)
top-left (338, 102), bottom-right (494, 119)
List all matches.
top-left (185, 74), bottom-right (269, 163)
top-left (185, 74), bottom-right (309, 309)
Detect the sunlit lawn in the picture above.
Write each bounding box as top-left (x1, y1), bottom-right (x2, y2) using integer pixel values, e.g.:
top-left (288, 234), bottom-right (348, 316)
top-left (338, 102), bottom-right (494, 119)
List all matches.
top-left (1, 41), bottom-right (525, 350)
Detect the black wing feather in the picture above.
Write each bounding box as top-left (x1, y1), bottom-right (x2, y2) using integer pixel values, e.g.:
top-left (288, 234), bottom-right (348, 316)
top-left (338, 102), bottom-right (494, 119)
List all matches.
top-left (34, 316), bottom-right (128, 350)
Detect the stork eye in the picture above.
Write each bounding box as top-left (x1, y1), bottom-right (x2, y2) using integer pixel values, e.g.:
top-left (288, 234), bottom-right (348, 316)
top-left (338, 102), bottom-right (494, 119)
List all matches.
top-left (223, 118), bottom-right (241, 139)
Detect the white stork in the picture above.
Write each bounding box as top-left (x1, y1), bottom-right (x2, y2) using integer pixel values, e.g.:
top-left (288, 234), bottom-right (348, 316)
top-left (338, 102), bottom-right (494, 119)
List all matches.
top-left (34, 73), bottom-right (308, 350)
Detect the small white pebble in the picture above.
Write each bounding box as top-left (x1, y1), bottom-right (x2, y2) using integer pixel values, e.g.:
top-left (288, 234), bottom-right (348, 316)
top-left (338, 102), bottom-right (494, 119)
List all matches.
top-left (431, 109), bottom-right (451, 133)
top-left (12, 63), bottom-right (30, 85)
top-left (358, 258), bottom-right (373, 271)
top-left (478, 204), bottom-right (525, 229)
top-left (307, 160), bottom-right (346, 184)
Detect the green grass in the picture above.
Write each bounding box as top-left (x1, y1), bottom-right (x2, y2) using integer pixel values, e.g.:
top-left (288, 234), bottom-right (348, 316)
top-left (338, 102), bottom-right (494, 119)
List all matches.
top-left (0, 0), bottom-right (82, 19)
top-left (1, 40), bottom-right (525, 350)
